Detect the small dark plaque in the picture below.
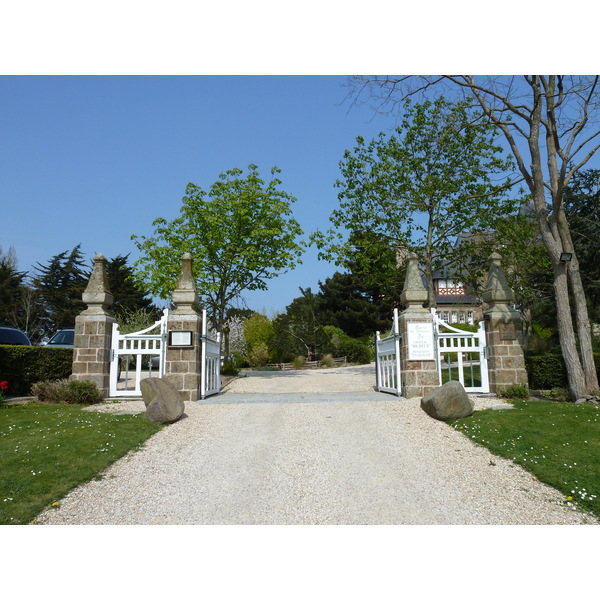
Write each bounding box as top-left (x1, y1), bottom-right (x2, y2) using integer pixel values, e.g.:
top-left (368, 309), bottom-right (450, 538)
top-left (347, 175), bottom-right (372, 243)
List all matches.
top-left (499, 323), bottom-right (517, 340)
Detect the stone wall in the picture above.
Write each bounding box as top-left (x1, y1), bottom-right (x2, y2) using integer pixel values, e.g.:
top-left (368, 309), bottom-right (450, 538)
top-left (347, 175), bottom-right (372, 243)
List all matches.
top-left (164, 253), bottom-right (203, 402)
top-left (165, 314), bottom-right (203, 402)
top-left (71, 252), bottom-right (207, 402)
top-left (398, 253), bottom-right (439, 398)
top-left (71, 317), bottom-right (114, 396)
top-left (394, 252), bottom-right (528, 398)
top-left (482, 253), bottom-right (529, 394)
top-left (70, 254), bottom-right (115, 398)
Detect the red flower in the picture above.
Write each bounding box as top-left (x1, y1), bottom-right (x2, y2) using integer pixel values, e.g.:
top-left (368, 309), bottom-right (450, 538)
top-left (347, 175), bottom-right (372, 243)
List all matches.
top-left (0, 381), bottom-right (8, 391)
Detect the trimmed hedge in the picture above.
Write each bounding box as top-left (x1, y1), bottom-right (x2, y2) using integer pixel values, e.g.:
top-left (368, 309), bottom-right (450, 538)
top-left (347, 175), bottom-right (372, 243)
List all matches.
top-left (0, 345), bottom-right (73, 396)
top-left (525, 351), bottom-right (600, 390)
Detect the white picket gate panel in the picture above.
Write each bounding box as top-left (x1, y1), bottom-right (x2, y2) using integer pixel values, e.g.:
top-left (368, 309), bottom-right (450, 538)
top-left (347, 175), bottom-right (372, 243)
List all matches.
top-left (109, 309), bottom-right (169, 397)
top-left (201, 309), bottom-right (221, 399)
top-left (432, 309), bottom-right (489, 393)
top-left (375, 308), bottom-right (402, 396)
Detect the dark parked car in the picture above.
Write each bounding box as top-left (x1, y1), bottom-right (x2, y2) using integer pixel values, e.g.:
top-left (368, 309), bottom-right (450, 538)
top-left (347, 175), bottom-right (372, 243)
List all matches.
top-left (43, 328), bottom-right (74, 348)
top-left (0, 326), bottom-right (32, 346)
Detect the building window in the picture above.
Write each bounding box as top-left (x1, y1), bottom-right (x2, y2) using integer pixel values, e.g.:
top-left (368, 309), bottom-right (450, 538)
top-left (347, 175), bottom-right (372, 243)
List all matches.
top-left (442, 311), bottom-right (449, 323)
top-left (459, 312), bottom-right (465, 324)
top-left (451, 311), bottom-right (458, 323)
top-left (467, 311), bottom-right (474, 325)
top-left (435, 279), bottom-right (466, 297)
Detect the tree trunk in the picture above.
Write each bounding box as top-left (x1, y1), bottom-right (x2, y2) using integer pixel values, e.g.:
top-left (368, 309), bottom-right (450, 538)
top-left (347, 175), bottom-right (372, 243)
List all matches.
top-left (552, 261), bottom-right (588, 399)
top-left (525, 82), bottom-right (594, 399)
top-left (424, 214), bottom-right (437, 308)
top-left (556, 210), bottom-right (599, 392)
top-left (424, 256), bottom-right (436, 309)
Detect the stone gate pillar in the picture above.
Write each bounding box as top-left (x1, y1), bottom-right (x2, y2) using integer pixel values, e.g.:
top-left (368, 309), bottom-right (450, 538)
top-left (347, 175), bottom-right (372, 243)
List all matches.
top-left (165, 253), bottom-right (203, 402)
top-left (482, 253), bottom-right (528, 394)
top-left (71, 253), bottom-right (116, 398)
top-left (398, 253), bottom-right (439, 398)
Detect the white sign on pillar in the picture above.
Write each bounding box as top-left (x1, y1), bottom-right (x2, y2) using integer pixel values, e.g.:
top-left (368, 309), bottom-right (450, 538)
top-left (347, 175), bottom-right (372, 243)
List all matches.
top-left (406, 321), bottom-right (435, 361)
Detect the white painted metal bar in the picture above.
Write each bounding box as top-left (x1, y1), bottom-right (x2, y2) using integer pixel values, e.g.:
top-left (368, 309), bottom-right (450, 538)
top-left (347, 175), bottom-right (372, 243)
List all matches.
top-left (109, 309), bottom-right (169, 397)
top-left (376, 308), bottom-right (401, 396)
top-left (200, 309), bottom-right (221, 399)
top-left (432, 309), bottom-right (489, 393)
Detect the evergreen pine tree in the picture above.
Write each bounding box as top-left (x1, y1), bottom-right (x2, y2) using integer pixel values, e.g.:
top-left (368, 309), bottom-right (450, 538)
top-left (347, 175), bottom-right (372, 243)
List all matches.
top-left (33, 244), bottom-right (89, 332)
top-left (106, 254), bottom-right (158, 320)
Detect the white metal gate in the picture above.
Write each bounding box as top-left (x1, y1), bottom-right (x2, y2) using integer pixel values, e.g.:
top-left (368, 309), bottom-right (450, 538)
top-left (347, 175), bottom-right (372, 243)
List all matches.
top-left (109, 309), bottom-right (169, 397)
top-left (200, 309), bottom-right (221, 399)
top-left (432, 309), bottom-right (489, 393)
top-left (375, 308), bottom-right (402, 396)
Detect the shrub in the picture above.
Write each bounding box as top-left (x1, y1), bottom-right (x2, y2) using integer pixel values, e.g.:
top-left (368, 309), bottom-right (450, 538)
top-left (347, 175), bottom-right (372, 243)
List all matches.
top-left (246, 342), bottom-right (270, 368)
top-left (320, 353), bottom-right (335, 368)
top-left (543, 387), bottom-right (571, 402)
top-left (232, 352), bottom-right (249, 369)
top-left (292, 355), bottom-right (306, 370)
top-left (338, 337), bottom-right (373, 364)
top-left (323, 325), bottom-right (347, 355)
top-left (32, 379), bottom-right (103, 405)
top-left (221, 360), bottom-right (240, 376)
top-left (499, 383), bottom-right (529, 401)
top-left (0, 345), bottom-right (73, 396)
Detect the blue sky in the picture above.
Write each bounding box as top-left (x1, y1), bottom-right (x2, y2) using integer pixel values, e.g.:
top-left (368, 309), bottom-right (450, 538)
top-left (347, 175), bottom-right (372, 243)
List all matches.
top-left (3, 73), bottom-right (600, 317)
top-left (1, 3), bottom-right (597, 318)
top-left (1, 75), bottom-right (398, 315)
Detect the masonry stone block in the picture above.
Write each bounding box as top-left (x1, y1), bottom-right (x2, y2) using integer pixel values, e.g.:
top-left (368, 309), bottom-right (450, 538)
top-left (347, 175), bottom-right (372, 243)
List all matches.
top-left (482, 253), bottom-right (529, 394)
top-left (70, 254), bottom-right (115, 399)
top-left (72, 362), bottom-right (88, 374)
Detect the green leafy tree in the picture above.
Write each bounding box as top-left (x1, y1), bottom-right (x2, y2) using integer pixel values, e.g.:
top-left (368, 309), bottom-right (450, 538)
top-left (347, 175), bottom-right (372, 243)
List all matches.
top-left (312, 97), bottom-right (517, 307)
top-left (348, 76), bottom-right (600, 398)
top-left (132, 164), bottom-right (305, 332)
top-left (243, 312), bottom-right (275, 357)
top-left (32, 244), bottom-right (89, 333)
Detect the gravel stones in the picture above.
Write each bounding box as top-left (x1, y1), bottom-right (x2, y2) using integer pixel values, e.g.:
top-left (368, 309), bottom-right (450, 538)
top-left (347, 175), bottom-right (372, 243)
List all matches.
top-left (35, 366), bottom-right (598, 525)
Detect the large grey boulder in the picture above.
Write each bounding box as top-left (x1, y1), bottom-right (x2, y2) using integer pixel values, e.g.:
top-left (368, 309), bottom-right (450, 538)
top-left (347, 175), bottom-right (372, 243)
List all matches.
top-left (421, 380), bottom-right (474, 421)
top-left (141, 378), bottom-right (185, 424)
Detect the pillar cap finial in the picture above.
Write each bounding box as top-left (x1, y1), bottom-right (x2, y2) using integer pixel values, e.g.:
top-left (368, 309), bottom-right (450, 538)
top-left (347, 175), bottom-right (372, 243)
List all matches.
top-left (81, 253), bottom-right (113, 315)
top-left (172, 253), bottom-right (200, 313)
top-left (401, 252), bottom-right (428, 307)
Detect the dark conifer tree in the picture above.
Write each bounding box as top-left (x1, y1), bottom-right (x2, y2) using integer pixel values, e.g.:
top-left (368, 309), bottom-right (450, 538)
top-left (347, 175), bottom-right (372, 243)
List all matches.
top-left (106, 254), bottom-right (158, 320)
top-left (32, 244), bottom-right (89, 332)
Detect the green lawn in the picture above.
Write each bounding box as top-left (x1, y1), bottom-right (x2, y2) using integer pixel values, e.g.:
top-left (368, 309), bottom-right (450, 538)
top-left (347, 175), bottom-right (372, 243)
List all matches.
top-left (449, 400), bottom-right (600, 520)
top-left (0, 402), bottom-right (163, 525)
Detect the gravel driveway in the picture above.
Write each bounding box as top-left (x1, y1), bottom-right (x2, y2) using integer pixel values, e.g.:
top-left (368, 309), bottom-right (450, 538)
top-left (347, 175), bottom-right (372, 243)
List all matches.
top-left (35, 365), bottom-right (598, 525)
